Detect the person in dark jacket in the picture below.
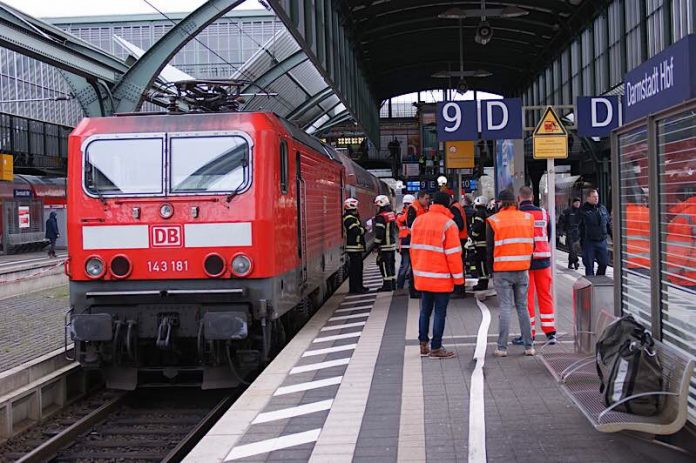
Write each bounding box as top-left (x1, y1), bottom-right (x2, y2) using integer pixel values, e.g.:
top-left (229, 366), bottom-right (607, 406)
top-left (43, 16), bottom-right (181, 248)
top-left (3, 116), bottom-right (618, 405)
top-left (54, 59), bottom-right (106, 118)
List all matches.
top-left (558, 197), bottom-right (582, 269)
top-left (578, 189), bottom-right (612, 276)
top-left (343, 198), bottom-right (369, 294)
top-left (462, 194), bottom-right (476, 234)
top-left (45, 211), bottom-right (60, 258)
top-left (374, 195), bottom-right (397, 291)
top-left (470, 196), bottom-right (490, 290)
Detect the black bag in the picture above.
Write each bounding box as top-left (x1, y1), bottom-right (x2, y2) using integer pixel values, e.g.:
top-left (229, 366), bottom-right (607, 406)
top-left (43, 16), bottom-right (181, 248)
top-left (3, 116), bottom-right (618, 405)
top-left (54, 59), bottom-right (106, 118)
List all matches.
top-left (595, 315), bottom-right (663, 416)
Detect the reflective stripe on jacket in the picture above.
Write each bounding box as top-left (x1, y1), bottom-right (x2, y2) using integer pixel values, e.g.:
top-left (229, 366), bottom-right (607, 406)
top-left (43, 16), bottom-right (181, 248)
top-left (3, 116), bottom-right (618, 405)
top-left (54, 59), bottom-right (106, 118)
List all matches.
top-left (410, 204), bottom-right (465, 292)
top-left (625, 203), bottom-right (650, 269)
top-left (487, 207), bottom-right (535, 272)
top-left (343, 212), bottom-right (365, 253)
top-left (374, 209), bottom-right (397, 251)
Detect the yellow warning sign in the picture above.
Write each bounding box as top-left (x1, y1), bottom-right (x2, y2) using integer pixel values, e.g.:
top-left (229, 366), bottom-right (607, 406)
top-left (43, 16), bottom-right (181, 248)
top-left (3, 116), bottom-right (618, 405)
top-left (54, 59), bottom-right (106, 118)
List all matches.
top-left (533, 107), bottom-right (568, 159)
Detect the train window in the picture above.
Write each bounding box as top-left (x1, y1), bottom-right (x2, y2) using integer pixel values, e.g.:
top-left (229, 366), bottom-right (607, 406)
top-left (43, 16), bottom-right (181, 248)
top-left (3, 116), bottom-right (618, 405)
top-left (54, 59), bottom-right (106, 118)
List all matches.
top-left (280, 139), bottom-right (289, 194)
top-left (170, 135), bottom-right (249, 193)
top-left (84, 137), bottom-right (164, 196)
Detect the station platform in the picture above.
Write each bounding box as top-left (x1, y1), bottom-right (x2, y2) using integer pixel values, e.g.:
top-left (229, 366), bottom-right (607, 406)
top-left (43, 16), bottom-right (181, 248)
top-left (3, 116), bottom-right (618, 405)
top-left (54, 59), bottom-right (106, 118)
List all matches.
top-left (0, 250), bottom-right (67, 275)
top-left (0, 286), bottom-right (69, 373)
top-left (185, 255), bottom-right (688, 463)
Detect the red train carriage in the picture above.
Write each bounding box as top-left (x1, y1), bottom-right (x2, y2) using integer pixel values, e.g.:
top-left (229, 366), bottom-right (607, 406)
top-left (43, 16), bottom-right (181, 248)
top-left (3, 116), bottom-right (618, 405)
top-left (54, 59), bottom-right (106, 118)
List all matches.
top-left (66, 111), bottom-right (379, 389)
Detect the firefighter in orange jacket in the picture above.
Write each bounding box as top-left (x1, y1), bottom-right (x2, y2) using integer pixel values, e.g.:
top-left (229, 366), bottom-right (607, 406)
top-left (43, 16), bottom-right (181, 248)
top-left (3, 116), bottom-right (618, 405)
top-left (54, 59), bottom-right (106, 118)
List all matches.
top-left (396, 194), bottom-right (416, 294)
top-left (411, 192), bottom-right (464, 359)
top-left (374, 195), bottom-right (397, 291)
top-left (514, 186), bottom-right (557, 345)
top-left (666, 192), bottom-right (696, 289)
top-left (406, 191), bottom-right (429, 298)
top-left (486, 190), bottom-right (536, 357)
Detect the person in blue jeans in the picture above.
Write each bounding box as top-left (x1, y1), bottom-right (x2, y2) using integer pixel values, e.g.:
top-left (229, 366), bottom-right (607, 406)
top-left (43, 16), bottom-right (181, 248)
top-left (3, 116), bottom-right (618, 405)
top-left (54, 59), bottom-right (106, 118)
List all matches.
top-left (578, 189), bottom-right (612, 276)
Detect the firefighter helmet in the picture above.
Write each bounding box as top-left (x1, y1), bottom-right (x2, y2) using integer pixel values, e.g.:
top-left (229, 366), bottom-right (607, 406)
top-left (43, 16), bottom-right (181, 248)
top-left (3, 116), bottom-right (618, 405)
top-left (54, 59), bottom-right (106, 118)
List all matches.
top-left (344, 198), bottom-right (359, 210)
top-left (402, 194), bottom-right (415, 205)
top-left (437, 176), bottom-right (448, 186)
top-left (474, 195), bottom-right (488, 207)
top-left (374, 195), bottom-right (390, 207)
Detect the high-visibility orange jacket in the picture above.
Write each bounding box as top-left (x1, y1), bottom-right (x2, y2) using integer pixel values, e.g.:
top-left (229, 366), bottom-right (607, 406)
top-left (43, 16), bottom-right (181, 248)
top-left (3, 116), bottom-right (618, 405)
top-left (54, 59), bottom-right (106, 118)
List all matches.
top-left (410, 204), bottom-right (465, 292)
top-left (666, 197), bottom-right (696, 286)
top-left (625, 203), bottom-right (650, 270)
top-left (486, 207), bottom-right (535, 272)
top-left (396, 209), bottom-right (410, 249)
top-left (450, 202), bottom-right (468, 240)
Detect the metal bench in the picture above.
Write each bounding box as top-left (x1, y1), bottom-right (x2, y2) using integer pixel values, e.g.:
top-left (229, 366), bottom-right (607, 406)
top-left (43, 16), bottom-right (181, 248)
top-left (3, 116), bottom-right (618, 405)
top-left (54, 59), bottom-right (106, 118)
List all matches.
top-left (542, 314), bottom-right (696, 434)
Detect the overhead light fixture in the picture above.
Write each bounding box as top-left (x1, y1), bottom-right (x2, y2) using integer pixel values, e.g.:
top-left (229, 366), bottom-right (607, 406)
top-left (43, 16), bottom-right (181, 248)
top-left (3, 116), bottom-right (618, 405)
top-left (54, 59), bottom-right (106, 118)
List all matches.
top-left (499, 6), bottom-right (529, 18)
top-left (438, 7), bottom-right (468, 19)
top-left (431, 69), bottom-right (493, 78)
top-left (474, 21), bottom-right (493, 45)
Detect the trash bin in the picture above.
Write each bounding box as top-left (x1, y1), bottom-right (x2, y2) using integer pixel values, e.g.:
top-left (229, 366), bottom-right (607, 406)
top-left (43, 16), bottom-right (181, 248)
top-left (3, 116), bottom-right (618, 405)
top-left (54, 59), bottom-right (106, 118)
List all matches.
top-left (572, 276), bottom-right (614, 354)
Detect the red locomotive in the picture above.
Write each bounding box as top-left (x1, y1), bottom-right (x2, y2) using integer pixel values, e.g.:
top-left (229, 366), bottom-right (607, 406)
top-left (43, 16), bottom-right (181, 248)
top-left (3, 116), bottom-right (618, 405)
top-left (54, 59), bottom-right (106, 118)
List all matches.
top-left (65, 109), bottom-right (385, 389)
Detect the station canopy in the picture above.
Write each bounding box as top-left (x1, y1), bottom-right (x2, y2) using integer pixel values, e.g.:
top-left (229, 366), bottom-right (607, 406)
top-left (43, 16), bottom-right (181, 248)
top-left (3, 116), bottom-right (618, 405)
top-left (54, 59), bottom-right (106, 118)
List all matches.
top-left (234, 28), bottom-right (348, 135)
top-left (343, 0), bottom-right (600, 100)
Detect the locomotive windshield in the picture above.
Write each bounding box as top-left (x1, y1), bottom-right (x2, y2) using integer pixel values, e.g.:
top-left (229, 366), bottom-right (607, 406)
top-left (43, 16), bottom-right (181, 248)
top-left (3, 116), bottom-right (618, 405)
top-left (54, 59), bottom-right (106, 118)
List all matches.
top-left (170, 135), bottom-right (249, 193)
top-left (83, 133), bottom-right (250, 197)
top-left (84, 137), bottom-right (164, 195)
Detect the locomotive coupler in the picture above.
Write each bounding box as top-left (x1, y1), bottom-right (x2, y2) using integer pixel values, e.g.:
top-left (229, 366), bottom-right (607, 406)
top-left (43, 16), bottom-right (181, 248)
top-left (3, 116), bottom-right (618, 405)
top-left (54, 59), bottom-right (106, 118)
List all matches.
top-left (156, 316), bottom-right (173, 349)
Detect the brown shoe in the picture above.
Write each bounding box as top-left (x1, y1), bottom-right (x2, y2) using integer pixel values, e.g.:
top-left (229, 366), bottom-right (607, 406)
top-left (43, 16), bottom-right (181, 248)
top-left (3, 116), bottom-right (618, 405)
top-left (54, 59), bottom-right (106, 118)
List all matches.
top-left (420, 342), bottom-right (430, 357)
top-left (429, 348), bottom-right (457, 359)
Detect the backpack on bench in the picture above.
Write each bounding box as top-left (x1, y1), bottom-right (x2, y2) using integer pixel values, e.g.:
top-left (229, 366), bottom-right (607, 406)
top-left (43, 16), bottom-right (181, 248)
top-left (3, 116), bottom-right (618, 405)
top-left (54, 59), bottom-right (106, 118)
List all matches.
top-left (595, 315), bottom-right (663, 416)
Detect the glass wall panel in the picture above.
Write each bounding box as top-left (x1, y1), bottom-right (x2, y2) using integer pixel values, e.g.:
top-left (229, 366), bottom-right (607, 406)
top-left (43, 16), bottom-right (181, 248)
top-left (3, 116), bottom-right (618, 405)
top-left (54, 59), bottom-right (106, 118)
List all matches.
top-left (672, 0), bottom-right (695, 41)
top-left (646, 0), bottom-right (665, 57)
top-left (657, 108), bottom-right (696, 424)
top-left (625, 0), bottom-right (644, 71)
top-left (618, 126), bottom-right (652, 328)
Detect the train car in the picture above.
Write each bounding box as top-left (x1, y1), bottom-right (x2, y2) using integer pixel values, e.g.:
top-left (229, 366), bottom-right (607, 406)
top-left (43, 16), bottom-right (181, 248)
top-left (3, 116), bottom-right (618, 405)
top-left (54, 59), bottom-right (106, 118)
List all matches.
top-left (65, 111), bottom-right (382, 389)
top-left (0, 175), bottom-right (66, 254)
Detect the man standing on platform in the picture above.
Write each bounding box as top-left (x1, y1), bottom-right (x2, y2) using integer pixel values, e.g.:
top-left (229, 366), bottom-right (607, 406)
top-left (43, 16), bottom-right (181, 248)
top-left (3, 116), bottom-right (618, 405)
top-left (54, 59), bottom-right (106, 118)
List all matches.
top-left (343, 198), bottom-right (368, 294)
top-left (515, 186), bottom-right (557, 345)
top-left (470, 196), bottom-right (490, 290)
top-left (559, 198), bottom-right (582, 269)
top-left (486, 190), bottom-right (536, 357)
top-left (374, 195), bottom-right (398, 291)
top-left (407, 191), bottom-right (430, 298)
top-left (45, 211), bottom-right (60, 258)
top-left (449, 194), bottom-right (468, 298)
top-left (579, 189), bottom-right (612, 276)
top-left (396, 194), bottom-right (416, 295)
top-left (411, 192), bottom-right (464, 359)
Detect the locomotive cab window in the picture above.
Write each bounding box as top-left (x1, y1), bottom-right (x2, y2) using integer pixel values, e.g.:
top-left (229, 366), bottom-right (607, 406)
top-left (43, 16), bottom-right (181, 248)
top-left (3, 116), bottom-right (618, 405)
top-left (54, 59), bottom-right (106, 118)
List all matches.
top-left (170, 135), bottom-right (250, 193)
top-left (280, 139), bottom-right (289, 194)
top-left (84, 137), bottom-right (164, 196)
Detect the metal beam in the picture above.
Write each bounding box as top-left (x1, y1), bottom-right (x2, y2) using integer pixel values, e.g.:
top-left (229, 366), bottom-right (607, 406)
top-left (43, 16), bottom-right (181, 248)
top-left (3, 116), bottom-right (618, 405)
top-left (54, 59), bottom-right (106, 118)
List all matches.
top-left (112, 0), bottom-right (244, 114)
top-left (268, 0), bottom-right (380, 148)
top-left (0, 3), bottom-right (128, 82)
top-left (243, 50), bottom-right (308, 94)
top-left (286, 87), bottom-right (333, 121)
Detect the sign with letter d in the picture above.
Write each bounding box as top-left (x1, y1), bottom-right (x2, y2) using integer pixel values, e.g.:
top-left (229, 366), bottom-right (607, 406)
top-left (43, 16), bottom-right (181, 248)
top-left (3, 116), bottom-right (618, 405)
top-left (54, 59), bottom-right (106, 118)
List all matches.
top-left (576, 96), bottom-right (621, 137)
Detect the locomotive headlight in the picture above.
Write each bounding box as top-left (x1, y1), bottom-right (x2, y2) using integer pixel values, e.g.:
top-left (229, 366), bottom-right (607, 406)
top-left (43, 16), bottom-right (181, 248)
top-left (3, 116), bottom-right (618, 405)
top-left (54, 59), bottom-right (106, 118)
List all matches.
top-left (231, 254), bottom-right (253, 277)
top-left (159, 203), bottom-right (174, 219)
top-left (85, 256), bottom-right (105, 278)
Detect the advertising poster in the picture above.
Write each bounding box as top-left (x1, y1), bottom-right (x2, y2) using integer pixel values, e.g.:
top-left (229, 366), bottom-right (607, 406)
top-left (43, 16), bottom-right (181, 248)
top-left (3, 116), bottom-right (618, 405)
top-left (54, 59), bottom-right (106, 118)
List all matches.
top-left (18, 206), bottom-right (30, 229)
top-left (495, 139), bottom-right (525, 197)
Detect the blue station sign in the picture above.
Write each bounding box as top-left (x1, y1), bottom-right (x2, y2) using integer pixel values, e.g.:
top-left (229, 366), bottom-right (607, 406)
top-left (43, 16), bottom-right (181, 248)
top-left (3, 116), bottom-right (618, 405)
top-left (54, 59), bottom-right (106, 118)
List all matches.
top-left (576, 96), bottom-right (621, 137)
top-left (436, 98), bottom-right (523, 141)
top-left (623, 34), bottom-right (696, 123)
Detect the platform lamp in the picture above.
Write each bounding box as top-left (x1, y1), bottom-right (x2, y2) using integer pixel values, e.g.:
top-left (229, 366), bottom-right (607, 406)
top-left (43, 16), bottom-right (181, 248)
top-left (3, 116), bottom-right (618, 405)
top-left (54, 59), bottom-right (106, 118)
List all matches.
top-left (438, 1), bottom-right (529, 46)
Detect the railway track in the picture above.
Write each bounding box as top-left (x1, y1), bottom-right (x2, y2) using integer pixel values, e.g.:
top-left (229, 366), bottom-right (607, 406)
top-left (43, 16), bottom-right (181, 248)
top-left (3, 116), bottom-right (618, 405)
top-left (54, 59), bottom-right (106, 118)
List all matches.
top-left (11, 388), bottom-right (235, 463)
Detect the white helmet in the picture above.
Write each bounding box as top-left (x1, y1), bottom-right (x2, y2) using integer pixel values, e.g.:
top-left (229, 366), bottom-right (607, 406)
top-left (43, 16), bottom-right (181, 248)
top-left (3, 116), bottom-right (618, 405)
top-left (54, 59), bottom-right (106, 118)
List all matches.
top-left (402, 194), bottom-right (415, 205)
top-left (474, 195), bottom-right (488, 207)
top-left (344, 198), bottom-right (359, 210)
top-left (374, 195), bottom-right (390, 207)
top-left (437, 176), bottom-right (448, 186)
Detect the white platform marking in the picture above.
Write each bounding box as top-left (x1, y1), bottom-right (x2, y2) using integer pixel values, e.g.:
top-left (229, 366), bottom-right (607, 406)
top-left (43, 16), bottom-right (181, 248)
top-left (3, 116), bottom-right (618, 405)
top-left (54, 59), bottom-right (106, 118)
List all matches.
top-left (225, 429), bottom-right (322, 460)
top-left (302, 344), bottom-right (358, 358)
top-left (328, 312), bottom-right (371, 321)
top-left (251, 399), bottom-right (333, 424)
top-left (290, 358), bottom-right (350, 374)
top-left (470, 299), bottom-right (492, 463)
top-left (312, 331), bottom-right (362, 343)
top-left (320, 321), bottom-right (366, 331)
top-left (274, 376), bottom-right (343, 396)
top-left (335, 305), bottom-right (373, 313)
top-left (345, 293), bottom-right (377, 300)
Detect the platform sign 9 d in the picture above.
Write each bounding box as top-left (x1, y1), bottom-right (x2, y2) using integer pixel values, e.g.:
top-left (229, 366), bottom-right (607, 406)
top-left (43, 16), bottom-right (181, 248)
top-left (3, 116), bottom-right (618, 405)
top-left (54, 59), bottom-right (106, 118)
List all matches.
top-left (437, 99), bottom-right (523, 141)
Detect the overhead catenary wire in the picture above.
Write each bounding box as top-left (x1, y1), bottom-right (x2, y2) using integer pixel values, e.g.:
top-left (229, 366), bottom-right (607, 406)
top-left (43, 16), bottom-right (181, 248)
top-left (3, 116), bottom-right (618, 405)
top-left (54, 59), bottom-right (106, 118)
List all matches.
top-left (141, 0), bottom-right (296, 114)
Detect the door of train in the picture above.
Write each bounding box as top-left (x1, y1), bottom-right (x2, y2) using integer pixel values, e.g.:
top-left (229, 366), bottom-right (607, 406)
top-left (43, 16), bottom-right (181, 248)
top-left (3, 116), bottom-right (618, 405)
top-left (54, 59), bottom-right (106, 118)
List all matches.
top-left (296, 151), bottom-right (308, 285)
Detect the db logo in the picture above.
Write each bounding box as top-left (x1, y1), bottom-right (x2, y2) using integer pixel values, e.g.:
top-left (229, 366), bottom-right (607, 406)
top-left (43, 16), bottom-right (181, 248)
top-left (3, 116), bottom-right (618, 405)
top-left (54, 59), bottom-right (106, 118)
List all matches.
top-left (151, 225), bottom-right (183, 247)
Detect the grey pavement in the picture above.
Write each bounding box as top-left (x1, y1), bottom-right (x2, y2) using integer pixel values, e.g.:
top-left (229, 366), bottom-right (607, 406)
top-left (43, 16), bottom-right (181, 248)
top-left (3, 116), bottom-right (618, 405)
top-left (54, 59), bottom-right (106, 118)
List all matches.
top-left (0, 285), bottom-right (69, 372)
